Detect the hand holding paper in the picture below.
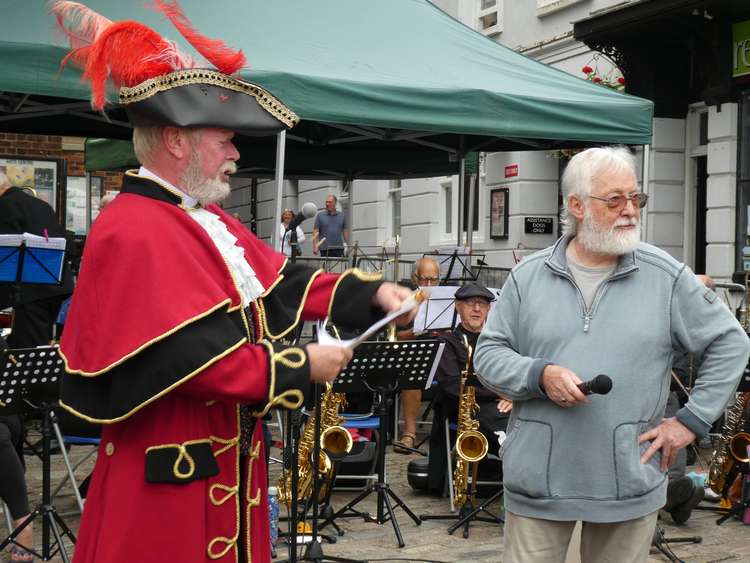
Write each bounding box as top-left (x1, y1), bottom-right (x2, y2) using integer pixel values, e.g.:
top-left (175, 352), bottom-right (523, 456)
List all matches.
top-left (317, 288), bottom-right (427, 349)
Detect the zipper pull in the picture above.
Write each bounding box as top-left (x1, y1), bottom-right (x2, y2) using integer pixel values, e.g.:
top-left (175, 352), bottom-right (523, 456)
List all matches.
top-left (583, 315), bottom-right (591, 333)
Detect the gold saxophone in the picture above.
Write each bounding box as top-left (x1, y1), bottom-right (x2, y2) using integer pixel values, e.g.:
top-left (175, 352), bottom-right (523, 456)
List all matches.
top-left (707, 391), bottom-right (750, 496)
top-left (278, 384), bottom-right (353, 505)
top-left (453, 335), bottom-right (489, 509)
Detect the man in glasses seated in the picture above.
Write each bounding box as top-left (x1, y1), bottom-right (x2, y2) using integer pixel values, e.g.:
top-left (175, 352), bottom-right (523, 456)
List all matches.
top-left (474, 146), bottom-right (749, 563)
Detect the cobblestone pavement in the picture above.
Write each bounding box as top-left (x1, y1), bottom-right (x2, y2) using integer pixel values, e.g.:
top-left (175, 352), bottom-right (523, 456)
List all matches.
top-left (5, 432), bottom-right (750, 562)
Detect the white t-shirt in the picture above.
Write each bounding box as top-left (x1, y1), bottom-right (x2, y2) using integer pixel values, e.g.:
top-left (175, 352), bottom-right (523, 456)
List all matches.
top-left (276, 223), bottom-right (306, 256)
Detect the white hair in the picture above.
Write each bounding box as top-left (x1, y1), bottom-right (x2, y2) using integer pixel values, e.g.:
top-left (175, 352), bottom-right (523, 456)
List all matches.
top-left (560, 146), bottom-right (637, 235)
top-left (132, 126), bottom-right (165, 166)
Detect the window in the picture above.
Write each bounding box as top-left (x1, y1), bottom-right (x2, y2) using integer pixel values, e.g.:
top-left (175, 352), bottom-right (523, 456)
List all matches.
top-left (478, 0), bottom-right (502, 35)
top-left (388, 179), bottom-right (402, 239)
top-left (443, 181), bottom-right (453, 234)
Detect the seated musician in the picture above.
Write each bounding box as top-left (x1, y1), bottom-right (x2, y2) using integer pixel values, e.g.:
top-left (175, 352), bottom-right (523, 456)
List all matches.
top-left (393, 257), bottom-right (442, 453)
top-left (427, 282), bottom-right (510, 493)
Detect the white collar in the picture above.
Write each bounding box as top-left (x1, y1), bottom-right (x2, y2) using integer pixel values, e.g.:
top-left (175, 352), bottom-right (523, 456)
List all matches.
top-left (138, 166), bottom-right (199, 209)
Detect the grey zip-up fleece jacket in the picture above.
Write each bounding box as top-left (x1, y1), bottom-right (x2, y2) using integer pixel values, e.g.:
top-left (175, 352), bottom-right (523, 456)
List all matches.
top-left (475, 235), bottom-right (750, 523)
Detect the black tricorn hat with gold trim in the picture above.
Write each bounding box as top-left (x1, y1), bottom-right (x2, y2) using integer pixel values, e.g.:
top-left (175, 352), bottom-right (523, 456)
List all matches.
top-left (52, 0), bottom-right (298, 135)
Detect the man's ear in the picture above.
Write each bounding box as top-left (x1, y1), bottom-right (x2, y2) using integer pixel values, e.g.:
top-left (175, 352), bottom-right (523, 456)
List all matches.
top-left (162, 127), bottom-right (190, 160)
top-left (568, 195), bottom-right (585, 222)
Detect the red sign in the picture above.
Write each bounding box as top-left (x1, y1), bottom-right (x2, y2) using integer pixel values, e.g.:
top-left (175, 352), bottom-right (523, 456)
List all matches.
top-left (505, 164), bottom-right (518, 178)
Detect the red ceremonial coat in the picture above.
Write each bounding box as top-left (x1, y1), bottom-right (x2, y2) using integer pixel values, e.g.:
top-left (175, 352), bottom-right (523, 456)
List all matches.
top-left (59, 172), bottom-right (382, 563)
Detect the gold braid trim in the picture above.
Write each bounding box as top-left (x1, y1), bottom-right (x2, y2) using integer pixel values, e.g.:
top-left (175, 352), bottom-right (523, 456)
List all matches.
top-left (327, 268), bottom-right (383, 319)
top-left (59, 338), bottom-right (247, 424)
top-left (209, 483), bottom-right (239, 506)
top-left (261, 257), bottom-right (288, 298)
top-left (258, 268), bottom-right (324, 340)
top-left (210, 434), bottom-right (240, 458)
top-left (144, 438), bottom-right (212, 480)
top-left (119, 69), bottom-right (299, 128)
top-left (60, 299), bottom-right (237, 377)
top-left (274, 347), bottom-right (306, 369)
top-left (251, 341), bottom-right (306, 417)
top-left (207, 535), bottom-right (239, 561)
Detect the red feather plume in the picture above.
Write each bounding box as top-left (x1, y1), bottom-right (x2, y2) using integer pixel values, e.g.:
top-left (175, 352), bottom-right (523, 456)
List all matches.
top-left (82, 21), bottom-right (178, 110)
top-left (154, 0), bottom-right (246, 75)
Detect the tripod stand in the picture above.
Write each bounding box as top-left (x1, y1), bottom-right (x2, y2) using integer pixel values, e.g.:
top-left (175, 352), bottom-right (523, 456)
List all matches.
top-left (319, 340), bottom-right (444, 547)
top-left (651, 524), bottom-right (700, 563)
top-left (0, 346), bottom-right (77, 562)
top-left (421, 482), bottom-right (504, 539)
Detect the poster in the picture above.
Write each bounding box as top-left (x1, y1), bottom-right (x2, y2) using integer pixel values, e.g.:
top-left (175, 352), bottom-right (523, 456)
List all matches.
top-left (490, 187), bottom-right (509, 239)
top-left (0, 157), bottom-right (59, 209)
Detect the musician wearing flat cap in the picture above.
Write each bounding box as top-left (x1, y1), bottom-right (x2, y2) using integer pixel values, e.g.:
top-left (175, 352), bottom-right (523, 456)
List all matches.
top-left (427, 282), bottom-right (510, 492)
top-left (474, 147), bottom-right (750, 563)
top-left (52, 3), bottom-right (413, 562)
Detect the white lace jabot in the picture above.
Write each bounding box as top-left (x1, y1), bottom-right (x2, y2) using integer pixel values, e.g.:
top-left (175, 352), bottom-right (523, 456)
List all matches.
top-left (138, 167), bottom-right (265, 306)
top-left (188, 208), bottom-right (266, 305)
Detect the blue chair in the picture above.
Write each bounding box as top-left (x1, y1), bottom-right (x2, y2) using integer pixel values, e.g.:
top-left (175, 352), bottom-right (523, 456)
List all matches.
top-left (334, 414), bottom-right (380, 490)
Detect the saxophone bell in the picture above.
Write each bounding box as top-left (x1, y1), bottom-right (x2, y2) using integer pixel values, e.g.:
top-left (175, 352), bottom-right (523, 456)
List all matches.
top-left (456, 429), bottom-right (489, 463)
top-left (729, 431), bottom-right (750, 463)
top-left (321, 424), bottom-right (354, 461)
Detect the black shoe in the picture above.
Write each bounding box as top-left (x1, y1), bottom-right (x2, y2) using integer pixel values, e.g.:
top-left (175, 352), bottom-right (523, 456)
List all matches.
top-left (664, 476), bottom-right (694, 512)
top-left (670, 483), bottom-right (704, 525)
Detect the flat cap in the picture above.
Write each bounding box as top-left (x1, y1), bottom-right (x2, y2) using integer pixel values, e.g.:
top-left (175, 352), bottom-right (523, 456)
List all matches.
top-left (454, 282), bottom-right (495, 302)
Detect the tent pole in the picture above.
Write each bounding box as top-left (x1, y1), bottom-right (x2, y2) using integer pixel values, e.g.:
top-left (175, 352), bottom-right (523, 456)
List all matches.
top-left (271, 130), bottom-right (287, 251)
top-left (457, 155), bottom-right (465, 247)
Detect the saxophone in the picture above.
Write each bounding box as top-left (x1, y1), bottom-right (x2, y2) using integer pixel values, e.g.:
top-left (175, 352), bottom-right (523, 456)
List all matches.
top-left (453, 335), bottom-right (489, 509)
top-left (707, 391), bottom-right (750, 496)
top-left (278, 384), bottom-right (353, 505)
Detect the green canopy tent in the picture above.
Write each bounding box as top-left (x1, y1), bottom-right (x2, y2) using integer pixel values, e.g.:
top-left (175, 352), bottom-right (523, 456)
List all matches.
top-left (0, 0), bottom-right (653, 245)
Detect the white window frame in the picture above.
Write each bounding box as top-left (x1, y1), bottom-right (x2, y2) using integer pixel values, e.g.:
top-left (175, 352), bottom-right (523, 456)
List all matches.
top-left (386, 179), bottom-right (402, 240)
top-left (440, 178), bottom-right (456, 243)
top-left (683, 103), bottom-right (709, 271)
top-left (477, 0), bottom-right (502, 36)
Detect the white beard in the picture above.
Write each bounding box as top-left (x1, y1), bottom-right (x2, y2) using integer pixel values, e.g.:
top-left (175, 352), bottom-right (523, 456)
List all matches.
top-left (181, 149), bottom-right (235, 205)
top-left (576, 209), bottom-right (640, 256)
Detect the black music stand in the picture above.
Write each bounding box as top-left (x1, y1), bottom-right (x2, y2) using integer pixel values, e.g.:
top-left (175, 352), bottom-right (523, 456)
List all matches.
top-left (0, 346), bottom-right (76, 562)
top-left (431, 249), bottom-right (485, 285)
top-left (319, 340), bottom-right (444, 548)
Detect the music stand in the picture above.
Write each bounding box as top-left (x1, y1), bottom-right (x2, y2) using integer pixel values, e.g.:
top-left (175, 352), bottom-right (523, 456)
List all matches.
top-left (0, 346), bottom-right (76, 562)
top-left (319, 340), bottom-right (444, 547)
top-left (431, 248), bottom-right (485, 285)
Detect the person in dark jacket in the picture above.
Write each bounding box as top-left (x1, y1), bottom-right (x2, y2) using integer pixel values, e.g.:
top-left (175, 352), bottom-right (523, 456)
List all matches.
top-left (0, 171), bottom-right (74, 348)
top-left (427, 282), bottom-right (510, 492)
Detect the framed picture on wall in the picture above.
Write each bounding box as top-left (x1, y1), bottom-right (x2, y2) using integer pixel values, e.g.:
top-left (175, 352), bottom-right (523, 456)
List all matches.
top-left (0, 156), bottom-right (63, 214)
top-left (490, 187), bottom-right (509, 239)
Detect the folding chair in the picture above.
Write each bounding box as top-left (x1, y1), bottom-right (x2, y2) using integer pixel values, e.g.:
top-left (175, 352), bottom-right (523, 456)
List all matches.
top-left (332, 414), bottom-right (380, 491)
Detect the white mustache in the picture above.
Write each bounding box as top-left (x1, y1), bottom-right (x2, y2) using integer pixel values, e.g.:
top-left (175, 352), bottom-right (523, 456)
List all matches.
top-left (614, 217), bottom-right (638, 227)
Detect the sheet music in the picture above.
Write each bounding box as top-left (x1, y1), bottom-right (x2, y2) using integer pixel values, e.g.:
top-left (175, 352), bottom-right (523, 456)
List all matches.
top-left (317, 291), bottom-right (422, 349)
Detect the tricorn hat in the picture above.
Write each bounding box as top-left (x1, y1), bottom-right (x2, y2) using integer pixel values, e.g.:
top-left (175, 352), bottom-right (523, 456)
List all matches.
top-left (52, 0), bottom-right (298, 135)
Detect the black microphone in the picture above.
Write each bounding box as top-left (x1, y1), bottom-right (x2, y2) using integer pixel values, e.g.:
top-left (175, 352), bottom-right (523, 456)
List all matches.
top-left (288, 202), bottom-right (318, 231)
top-left (578, 374), bottom-right (612, 395)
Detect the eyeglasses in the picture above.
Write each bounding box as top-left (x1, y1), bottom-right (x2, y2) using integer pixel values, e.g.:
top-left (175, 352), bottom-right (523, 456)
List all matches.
top-left (416, 276), bottom-right (440, 284)
top-left (460, 298), bottom-right (490, 308)
top-left (588, 192), bottom-right (648, 210)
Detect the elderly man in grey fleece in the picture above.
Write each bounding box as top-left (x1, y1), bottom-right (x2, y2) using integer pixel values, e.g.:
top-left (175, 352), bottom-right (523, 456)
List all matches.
top-left (475, 146), bottom-right (750, 563)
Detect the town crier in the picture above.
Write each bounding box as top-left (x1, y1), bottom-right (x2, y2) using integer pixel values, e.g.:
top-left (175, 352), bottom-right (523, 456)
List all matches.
top-left (52, 2), bottom-right (415, 562)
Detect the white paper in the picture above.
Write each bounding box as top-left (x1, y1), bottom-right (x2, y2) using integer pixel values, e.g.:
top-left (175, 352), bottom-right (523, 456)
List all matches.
top-left (21, 232), bottom-right (67, 251)
top-left (317, 291), bottom-right (422, 349)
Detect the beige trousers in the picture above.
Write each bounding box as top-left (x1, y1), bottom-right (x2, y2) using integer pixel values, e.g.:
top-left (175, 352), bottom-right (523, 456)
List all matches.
top-left (503, 510), bottom-right (658, 563)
